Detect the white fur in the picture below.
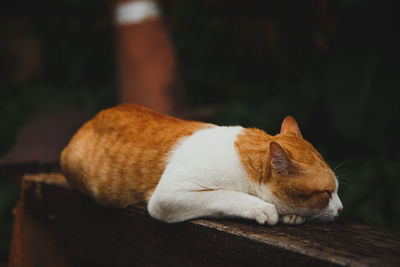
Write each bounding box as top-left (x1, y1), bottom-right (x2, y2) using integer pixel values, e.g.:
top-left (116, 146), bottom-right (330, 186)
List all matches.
top-left (148, 126), bottom-right (279, 225)
top-left (147, 126), bottom-right (343, 225)
top-left (321, 180), bottom-right (343, 221)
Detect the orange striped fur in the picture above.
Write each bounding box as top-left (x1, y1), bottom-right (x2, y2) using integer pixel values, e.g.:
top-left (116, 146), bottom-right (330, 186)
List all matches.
top-left (61, 104), bottom-right (210, 207)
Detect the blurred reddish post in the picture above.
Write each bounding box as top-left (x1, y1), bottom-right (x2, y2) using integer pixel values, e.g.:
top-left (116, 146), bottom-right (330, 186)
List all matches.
top-left (113, 0), bottom-right (181, 115)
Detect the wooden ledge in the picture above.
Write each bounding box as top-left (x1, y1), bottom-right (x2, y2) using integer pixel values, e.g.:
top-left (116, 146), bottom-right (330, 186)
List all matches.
top-left (9, 173), bottom-right (400, 267)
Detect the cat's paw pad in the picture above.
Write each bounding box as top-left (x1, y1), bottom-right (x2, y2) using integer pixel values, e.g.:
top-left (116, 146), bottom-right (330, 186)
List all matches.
top-left (280, 214), bottom-right (305, 225)
top-left (247, 202), bottom-right (279, 225)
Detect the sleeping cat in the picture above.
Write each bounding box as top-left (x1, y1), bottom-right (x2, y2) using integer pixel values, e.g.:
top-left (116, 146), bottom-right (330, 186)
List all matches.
top-left (61, 104), bottom-right (343, 225)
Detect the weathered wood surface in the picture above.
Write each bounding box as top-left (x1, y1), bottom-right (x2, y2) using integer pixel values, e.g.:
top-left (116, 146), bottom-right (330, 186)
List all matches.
top-left (9, 173), bottom-right (400, 267)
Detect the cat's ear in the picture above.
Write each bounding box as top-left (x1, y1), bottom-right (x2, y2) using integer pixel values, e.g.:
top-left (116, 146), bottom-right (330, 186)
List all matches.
top-left (269, 141), bottom-right (293, 175)
top-left (280, 116), bottom-right (302, 138)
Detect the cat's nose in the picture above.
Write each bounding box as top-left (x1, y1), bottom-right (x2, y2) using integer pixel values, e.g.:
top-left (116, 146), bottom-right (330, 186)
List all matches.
top-left (338, 207), bottom-right (343, 214)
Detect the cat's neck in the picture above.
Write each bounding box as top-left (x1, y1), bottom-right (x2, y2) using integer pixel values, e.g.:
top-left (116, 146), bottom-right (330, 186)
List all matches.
top-left (234, 128), bottom-right (281, 204)
top-left (235, 128), bottom-right (272, 184)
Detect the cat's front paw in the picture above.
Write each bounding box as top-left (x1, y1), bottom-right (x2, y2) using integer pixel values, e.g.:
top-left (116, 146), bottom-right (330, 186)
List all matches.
top-left (246, 202), bottom-right (279, 225)
top-left (280, 214), bottom-right (306, 225)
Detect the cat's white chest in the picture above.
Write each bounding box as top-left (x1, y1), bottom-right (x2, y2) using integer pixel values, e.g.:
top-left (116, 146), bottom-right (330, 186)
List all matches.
top-left (147, 126), bottom-right (280, 224)
top-left (159, 126), bottom-right (251, 192)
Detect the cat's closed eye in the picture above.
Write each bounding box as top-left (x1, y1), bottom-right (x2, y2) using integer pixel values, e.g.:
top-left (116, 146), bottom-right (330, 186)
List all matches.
top-left (325, 190), bottom-right (332, 199)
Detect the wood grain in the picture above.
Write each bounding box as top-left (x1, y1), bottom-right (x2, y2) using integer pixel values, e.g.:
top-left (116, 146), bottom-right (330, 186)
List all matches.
top-left (9, 173), bottom-right (400, 267)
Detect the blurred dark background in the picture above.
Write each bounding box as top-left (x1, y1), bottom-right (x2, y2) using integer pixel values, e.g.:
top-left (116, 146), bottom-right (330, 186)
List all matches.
top-left (0, 0), bottom-right (399, 262)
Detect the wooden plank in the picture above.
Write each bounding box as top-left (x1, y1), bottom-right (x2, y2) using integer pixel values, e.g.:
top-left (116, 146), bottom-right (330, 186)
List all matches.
top-left (10, 173), bottom-right (400, 267)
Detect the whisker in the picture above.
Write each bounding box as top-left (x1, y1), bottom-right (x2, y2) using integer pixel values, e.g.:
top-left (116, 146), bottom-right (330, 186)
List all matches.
top-left (336, 175), bottom-right (351, 188)
top-left (333, 159), bottom-right (353, 189)
top-left (307, 215), bottom-right (320, 224)
top-left (333, 159), bottom-right (355, 172)
top-left (337, 178), bottom-right (350, 188)
top-left (333, 161), bottom-right (348, 173)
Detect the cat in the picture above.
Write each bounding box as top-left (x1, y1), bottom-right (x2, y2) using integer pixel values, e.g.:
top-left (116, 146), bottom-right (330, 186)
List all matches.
top-left (61, 104), bottom-right (343, 225)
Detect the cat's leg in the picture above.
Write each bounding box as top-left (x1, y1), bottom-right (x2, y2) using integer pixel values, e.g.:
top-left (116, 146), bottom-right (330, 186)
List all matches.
top-left (148, 189), bottom-right (279, 225)
top-left (280, 214), bottom-right (306, 224)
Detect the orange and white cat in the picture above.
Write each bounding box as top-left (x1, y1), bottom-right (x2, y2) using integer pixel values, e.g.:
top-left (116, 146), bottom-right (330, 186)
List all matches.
top-left (61, 104), bottom-right (343, 225)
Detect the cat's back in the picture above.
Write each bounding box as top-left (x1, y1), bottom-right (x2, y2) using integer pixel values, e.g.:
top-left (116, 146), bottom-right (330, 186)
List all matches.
top-left (61, 104), bottom-right (209, 207)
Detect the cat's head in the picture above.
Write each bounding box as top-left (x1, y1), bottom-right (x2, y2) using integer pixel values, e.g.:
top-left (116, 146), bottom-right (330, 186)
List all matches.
top-left (266, 116), bottom-right (343, 222)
